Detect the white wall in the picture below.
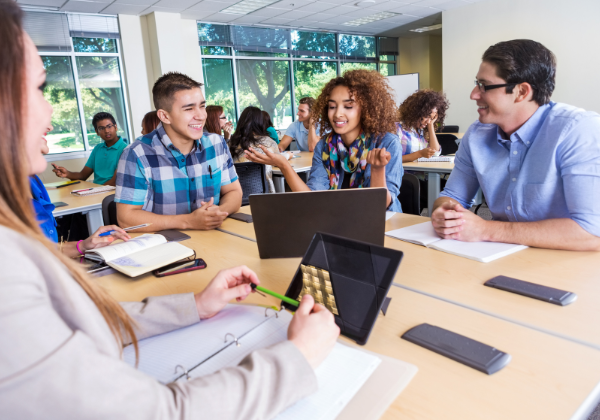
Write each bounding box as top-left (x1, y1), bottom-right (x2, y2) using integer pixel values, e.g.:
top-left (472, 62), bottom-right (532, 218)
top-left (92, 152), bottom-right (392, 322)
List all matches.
top-left (443, 0), bottom-right (600, 132)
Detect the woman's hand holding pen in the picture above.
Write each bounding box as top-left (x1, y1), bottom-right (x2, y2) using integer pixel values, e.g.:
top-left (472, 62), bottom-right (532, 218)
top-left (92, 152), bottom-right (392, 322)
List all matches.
top-left (288, 295), bottom-right (340, 369)
top-left (194, 265), bottom-right (259, 319)
top-left (81, 225), bottom-right (130, 252)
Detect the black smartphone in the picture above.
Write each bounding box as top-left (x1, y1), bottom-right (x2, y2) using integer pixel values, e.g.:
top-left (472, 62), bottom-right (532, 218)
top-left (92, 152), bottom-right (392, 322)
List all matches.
top-left (153, 259), bottom-right (207, 277)
top-left (228, 213), bottom-right (253, 223)
top-left (52, 201), bottom-right (69, 208)
top-left (484, 275), bottom-right (577, 306)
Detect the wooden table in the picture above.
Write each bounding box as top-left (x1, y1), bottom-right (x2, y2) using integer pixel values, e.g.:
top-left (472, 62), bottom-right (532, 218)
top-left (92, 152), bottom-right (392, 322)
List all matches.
top-left (384, 213), bottom-right (600, 350)
top-left (47, 180), bottom-right (112, 233)
top-left (272, 151), bottom-right (314, 193)
top-left (402, 161), bottom-right (454, 216)
top-left (97, 228), bottom-right (600, 419)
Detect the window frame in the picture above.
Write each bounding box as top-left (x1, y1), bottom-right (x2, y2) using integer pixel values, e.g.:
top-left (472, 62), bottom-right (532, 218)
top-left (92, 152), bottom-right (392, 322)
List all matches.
top-left (199, 25), bottom-right (396, 129)
top-left (40, 33), bottom-right (132, 161)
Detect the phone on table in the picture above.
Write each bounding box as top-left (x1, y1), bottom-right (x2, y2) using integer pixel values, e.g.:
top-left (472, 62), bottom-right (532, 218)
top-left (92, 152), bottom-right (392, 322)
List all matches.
top-left (52, 201), bottom-right (68, 208)
top-left (153, 258), bottom-right (207, 277)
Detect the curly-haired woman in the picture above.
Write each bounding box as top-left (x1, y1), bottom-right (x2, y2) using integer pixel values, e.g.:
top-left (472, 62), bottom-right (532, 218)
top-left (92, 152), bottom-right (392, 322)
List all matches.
top-left (245, 69), bottom-right (403, 212)
top-left (397, 89), bottom-right (449, 162)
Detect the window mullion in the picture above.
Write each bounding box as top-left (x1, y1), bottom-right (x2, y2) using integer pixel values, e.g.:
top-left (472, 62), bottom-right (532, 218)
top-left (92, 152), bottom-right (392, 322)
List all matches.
top-left (69, 37), bottom-right (90, 152)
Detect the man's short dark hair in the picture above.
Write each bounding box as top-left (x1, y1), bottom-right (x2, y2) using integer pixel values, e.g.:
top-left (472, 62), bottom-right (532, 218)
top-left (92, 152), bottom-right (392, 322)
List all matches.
top-left (153, 72), bottom-right (203, 111)
top-left (92, 112), bottom-right (116, 131)
top-left (299, 97), bottom-right (315, 110)
top-left (482, 39), bottom-right (556, 106)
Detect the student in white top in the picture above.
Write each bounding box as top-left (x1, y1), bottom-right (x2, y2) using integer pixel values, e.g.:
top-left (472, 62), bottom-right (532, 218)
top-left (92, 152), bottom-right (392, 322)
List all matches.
top-left (0, 5), bottom-right (339, 417)
top-left (278, 97), bottom-right (321, 152)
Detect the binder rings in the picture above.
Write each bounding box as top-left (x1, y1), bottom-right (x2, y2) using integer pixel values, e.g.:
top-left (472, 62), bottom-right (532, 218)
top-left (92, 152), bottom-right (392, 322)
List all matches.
top-left (282, 232), bottom-right (404, 345)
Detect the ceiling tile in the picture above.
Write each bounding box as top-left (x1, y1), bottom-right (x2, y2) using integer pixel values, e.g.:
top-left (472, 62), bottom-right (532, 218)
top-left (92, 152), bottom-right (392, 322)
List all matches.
top-left (60, 1), bottom-right (112, 13)
top-left (431, 0), bottom-right (471, 10)
top-left (312, 12), bottom-right (338, 21)
top-left (314, 0), bottom-right (356, 4)
top-left (365, 1), bottom-right (410, 11)
top-left (232, 14), bottom-right (268, 23)
top-left (269, 0), bottom-right (316, 10)
top-left (153, 0), bottom-right (200, 8)
top-left (272, 10), bottom-right (316, 19)
top-left (181, 10), bottom-right (217, 19)
top-left (259, 16), bottom-right (294, 24)
top-left (100, 3), bottom-right (150, 14)
top-left (140, 6), bottom-right (183, 14)
top-left (322, 14), bottom-right (355, 24)
top-left (411, 0), bottom-right (452, 6)
top-left (17, 0), bottom-right (66, 7)
top-left (202, 12), bottom-right (237, 22)
top-left (332, 4), bottom-right (361, 14)
top-left (187, 1), bottom-right (225, 12)
top-left (342, 8), bottom-right (386, 17)
top-left (113, 0), bottom-right (156, 5)
top-left (387, 3), bottom-right (438, 15)
top-left (294, 1), bottom-right (338, 13)
top-left (252, 7), bottom-right (288, 17)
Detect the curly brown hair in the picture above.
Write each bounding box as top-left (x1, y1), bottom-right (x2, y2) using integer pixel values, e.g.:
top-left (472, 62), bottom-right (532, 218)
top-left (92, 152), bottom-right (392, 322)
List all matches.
top-left (398, 89), bottom-right (449, 132)
top-left (311, 69), bottom-right (397, 141)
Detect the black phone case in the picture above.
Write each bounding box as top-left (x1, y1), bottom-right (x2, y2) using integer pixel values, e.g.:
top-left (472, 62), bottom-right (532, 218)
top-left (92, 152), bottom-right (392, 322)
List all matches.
top-left (52, 201), bottom-right (69, 208)
top-left (282, 232), bottom-right (403, 345)
top-left (228, 213), bottom-right (253, 223)
top-left (484, 275), bottom-right (577, 306)
top-left (402, 323), bottom-right (511, 375)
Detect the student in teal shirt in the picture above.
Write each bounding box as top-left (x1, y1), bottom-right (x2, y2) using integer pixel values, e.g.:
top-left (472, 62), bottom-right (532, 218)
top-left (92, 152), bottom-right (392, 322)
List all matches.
top-left (52, 112), bottom-right (127, 186)
top-left (262, 110), bottom-right (280, 144)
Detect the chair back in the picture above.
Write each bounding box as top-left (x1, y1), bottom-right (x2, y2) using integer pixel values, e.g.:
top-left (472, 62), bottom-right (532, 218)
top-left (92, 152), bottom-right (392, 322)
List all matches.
top-left (102, 194), bottom-right (118, 226)
top-left (234, 162), bottom-right (269, 206)
top-left (437, 134), bottom-right (459, 155)
top-left (399, 173), bottom-right (420, 215)
top-left (440, 125), bottom-right (459, 133)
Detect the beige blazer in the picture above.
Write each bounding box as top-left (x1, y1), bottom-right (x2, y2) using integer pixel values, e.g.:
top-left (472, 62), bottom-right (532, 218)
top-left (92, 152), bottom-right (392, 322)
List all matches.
top-left (0, 226), bottom-right (316, 419)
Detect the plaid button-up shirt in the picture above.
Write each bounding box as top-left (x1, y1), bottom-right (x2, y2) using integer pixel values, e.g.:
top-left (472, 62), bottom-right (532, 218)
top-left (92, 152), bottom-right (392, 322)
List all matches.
top-left (115, 123), bottom-right (238, 215)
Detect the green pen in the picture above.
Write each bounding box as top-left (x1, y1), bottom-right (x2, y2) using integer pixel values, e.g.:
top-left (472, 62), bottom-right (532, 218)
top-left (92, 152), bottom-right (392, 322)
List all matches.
top-left (251, 283), bottom-right (299, 307)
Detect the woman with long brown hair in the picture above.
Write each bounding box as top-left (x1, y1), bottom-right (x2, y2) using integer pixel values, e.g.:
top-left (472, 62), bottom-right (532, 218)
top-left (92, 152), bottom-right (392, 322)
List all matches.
top-left (0, 2), bottom-right (338, 418)
top-left (205, 105), bottom-right (233, 139)
top-left (245, 69), bottom-right (404, 212)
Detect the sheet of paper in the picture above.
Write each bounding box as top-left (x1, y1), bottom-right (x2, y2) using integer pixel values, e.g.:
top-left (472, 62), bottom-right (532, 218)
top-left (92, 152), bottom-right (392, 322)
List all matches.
top-left (385, 211), bottom-right (395, 221)
top-left (431, 240), bottom-right (528, 263)
top-left (86, 234), bottom-right (166, 262)
top-left (385, 221), bottom-right (440, 246)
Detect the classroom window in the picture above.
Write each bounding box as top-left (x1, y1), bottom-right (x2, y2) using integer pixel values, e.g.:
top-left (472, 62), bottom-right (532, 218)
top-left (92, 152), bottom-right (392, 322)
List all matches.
top-left (72, 37), bottom-right (118, 53)
top-left (293, 61), bottom-right (338, 106)
top-left (338, 34), bottom-right (376, 58)
top-left (202, 58), bottom-right (237, 125)
top-left (292, 30), bottom-right (337, 59)
top-left (42, 56), bottom-right (85, 155)
top-left (341, 62), bottom-right (377, 74)
top-left (75, 56), bottom-right (129, 147)
top-left (236, 60), bottom-right (292, 129)
top-left (379, 63), bottom-right (396, 76)
top-left (202, 46), bottom-right (232, 56)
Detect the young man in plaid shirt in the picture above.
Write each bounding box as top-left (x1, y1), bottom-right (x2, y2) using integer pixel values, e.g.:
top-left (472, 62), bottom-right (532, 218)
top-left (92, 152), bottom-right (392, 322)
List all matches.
top-left (115, 72), bottom-right (242, 231)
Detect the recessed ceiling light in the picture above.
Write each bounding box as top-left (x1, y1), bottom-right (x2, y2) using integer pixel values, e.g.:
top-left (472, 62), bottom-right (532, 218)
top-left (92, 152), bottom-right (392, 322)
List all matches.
top-left (409, 23), bottom-right (442, 33)
top-left (220, 0), bottom-right (280, 15)
top-left (343, 11), bottom-right (399, 26)
top-left (20, 4), bottom-right (60, 11)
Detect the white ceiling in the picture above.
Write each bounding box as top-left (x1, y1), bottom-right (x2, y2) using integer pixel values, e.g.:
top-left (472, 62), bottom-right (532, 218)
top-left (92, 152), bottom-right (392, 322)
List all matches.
top-left (18, 0), bottom-right (486, 35)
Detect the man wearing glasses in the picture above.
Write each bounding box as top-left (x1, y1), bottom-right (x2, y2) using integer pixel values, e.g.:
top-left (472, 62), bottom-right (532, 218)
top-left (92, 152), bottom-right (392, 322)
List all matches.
top-left (52, 112), bottom-right (127, 186)
top-left (431, 39), bottom-right (600, 251)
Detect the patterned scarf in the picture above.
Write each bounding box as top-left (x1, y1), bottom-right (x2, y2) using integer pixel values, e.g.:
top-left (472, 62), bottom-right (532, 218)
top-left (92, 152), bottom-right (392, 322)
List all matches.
top-left (322, 131), bottom-right (370, 189)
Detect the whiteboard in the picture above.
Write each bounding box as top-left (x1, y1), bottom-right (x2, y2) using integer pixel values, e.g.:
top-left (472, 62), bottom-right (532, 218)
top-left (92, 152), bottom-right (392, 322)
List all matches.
top-left (385, 73), bottom-right (420, 107)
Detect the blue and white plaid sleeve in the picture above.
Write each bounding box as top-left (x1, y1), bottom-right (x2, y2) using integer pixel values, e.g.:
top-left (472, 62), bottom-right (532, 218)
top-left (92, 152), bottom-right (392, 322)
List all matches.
top-left (115, 145), bottom-right (149, 206)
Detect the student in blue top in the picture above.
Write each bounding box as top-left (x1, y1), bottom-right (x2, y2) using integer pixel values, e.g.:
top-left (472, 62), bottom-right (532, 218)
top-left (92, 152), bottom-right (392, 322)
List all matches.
top-left (432, 39), bottom-right (600, 251)
top-left (52, 112), bottom-right (127, 186)
top-left (30, 125), bottom-right (130, 258)
top-left (245, 69), bottom-right (403, 212)
top-left (262, 111), bottom-right (280, 144)
top-left (278, 97), bottom-right (321, 152)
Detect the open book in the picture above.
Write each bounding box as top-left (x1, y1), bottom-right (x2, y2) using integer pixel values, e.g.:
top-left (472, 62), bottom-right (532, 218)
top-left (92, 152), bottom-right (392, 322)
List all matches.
top-left (123, 304), bottom-right (417, 420)
top-left (85, 234), bottom-right (194, 277)
top-left (386, 222), bottom-right (527, 263)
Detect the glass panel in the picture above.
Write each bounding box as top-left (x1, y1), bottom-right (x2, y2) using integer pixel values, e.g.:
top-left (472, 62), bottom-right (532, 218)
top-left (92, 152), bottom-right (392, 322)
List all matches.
top-left (202, 46), bottom-right (232, 56)
top-left (293, 61), bottom-right (337, 106)
top-left (75, 56), bottom-right (129, 147)
top-left (341, 62), bottom-right (377, 73)
top-left (202, 58), bottom-right (237, 126)
top-left (380, 55), bottom-right (396, 61)
top-left (198, 23), bottom-right (231, 44)
top-left (292, 30), bottom-right (336, 59)
top-left (236, 60), bottom-right (292, 129)
top-left (339, 34), bottom-right (376, 58)
top-left (41, 56), bottom-right (84, 154)
top-left (72, 37), bottom-right (117, 53)
top-left (235, 51), bottom-right (288, 57)
top-left (379, 63), bottom-right (396, 76)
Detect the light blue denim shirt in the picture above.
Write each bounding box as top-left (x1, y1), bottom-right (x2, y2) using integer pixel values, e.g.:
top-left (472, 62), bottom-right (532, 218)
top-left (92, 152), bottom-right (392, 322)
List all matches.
top-left (307, 132), bottom-right (404, 212)
top-left (440, 101), bottom-right (600, 237)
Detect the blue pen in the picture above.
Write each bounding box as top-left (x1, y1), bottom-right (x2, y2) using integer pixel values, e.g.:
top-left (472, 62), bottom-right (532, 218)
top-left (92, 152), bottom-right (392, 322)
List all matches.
top-left (99, 223), bottom-right (151, 237)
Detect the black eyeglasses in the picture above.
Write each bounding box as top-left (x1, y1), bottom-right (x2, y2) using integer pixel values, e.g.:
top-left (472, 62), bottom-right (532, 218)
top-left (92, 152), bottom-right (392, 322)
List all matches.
top-left (97, 124), bottom-right (116, 132)
top-left (474, 80), bottom-right (518, 93)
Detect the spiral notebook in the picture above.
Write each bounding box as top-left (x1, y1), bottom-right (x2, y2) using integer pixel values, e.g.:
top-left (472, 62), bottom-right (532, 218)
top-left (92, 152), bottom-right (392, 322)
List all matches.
top-left (417, 156), bottom-right (455, 162)
top-left (123, 304), bottom-right (417, 420)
